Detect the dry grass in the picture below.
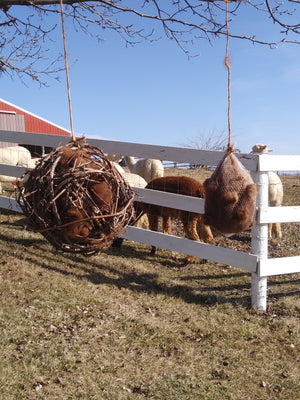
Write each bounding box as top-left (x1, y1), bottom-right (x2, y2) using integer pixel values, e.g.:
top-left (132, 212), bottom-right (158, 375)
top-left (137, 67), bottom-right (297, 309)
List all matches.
top-left (0, 168), bottom-right (299, 399)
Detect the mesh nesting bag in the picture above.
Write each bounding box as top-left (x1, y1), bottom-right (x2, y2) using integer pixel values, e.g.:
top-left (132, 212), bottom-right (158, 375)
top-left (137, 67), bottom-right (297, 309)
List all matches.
top-left (16, 139), bottom-right (136, 255)
top-left (203, 150), bottom-right (259, 235)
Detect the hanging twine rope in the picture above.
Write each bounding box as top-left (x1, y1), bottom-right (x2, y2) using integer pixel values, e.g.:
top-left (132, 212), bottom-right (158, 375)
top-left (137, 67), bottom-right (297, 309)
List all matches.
top-left (224, 0), bottom-right (233, 155)
top-left (15, 1), bottom-right (138, 255)
top-left (203, 1), bottom-right (260, 236)
top-left (60, 0), bottom-right (76, 142)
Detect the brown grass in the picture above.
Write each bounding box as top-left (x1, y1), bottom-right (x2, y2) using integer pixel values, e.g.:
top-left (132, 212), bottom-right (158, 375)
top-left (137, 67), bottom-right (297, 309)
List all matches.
top-left (0, 168), bottom-right (299, 399)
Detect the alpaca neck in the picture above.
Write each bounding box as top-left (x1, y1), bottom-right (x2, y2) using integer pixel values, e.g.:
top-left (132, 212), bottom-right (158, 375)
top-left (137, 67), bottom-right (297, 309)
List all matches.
top-left (124, 156), bottom-right (136, 170)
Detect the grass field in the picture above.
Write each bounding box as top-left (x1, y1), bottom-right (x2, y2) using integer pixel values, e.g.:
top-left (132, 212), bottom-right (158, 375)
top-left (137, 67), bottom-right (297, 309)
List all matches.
top-left (0, 168), bottom-right (299, 399)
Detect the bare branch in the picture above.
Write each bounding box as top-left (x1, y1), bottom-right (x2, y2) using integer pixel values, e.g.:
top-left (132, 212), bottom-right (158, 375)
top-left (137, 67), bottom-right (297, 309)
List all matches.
top-left (0, 1), bottom-right (300, 84)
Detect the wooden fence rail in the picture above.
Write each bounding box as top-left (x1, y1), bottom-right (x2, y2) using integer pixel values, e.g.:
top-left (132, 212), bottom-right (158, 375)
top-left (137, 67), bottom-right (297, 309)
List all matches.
top-left (0, 130), bottom-right (299, 311)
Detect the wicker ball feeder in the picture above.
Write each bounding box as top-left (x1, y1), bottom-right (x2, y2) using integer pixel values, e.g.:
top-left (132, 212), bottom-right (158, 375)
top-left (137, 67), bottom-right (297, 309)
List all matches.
top-left (16, 139), bottom-right (136, 255)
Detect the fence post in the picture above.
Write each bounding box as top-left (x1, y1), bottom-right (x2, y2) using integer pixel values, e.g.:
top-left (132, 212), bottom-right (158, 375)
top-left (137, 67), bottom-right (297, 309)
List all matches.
top-left (251, 169), bottom-right (269, 311)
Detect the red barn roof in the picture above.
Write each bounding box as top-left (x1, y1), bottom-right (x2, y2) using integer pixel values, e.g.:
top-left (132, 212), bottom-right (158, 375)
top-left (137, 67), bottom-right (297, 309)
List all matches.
top-left (0, 98), bottom-right (71, 136)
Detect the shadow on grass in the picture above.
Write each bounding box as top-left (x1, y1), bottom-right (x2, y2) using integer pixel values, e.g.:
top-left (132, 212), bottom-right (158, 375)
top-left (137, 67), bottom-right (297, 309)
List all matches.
top-left (107, 241), bottom-right (184, 269)
top-left (0, 230), bottom-right (251, 307)
top-left (0, 229), bottom-right (299, 309)
top-left (0, 232), bottom-right (46, 247)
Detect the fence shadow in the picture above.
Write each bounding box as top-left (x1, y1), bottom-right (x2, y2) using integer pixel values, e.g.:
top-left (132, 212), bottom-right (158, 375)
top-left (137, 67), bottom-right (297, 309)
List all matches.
top-left (0, 220), bottom-right (299, 310)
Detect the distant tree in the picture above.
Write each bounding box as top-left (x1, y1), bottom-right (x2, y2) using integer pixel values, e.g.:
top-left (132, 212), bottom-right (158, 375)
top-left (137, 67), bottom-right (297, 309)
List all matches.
top-left (1, 1), bottom-right (300, 84)
top-left (182, 131), bottom-right (240, 168)
top-left (184, 131), bottom-right (228, 152)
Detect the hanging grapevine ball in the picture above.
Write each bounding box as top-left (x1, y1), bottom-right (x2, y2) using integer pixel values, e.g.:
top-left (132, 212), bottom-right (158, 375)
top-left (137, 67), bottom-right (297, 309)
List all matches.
top-left (16, 139), bottom-right (136, 255)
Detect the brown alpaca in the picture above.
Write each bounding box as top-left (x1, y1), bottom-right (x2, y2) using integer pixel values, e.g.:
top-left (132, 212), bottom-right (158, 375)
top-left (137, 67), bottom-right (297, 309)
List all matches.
top-left (61, 180), bottom-right (114, 240)
top-left (57, 146), bottom-right (114, 240)
top-left (62, 207), bottom-right (93, 240)
top-left (58, 145), bottom-right (91, 168)
top-left (137, 176), bottom-right (215, 264)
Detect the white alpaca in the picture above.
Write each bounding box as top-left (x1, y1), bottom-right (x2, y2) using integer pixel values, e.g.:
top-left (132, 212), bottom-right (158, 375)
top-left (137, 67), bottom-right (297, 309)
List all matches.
top-left (251, 144), bottom-right (283, 238)
top-left (111, 161), bottom-right (125, 175)
top-left (110, 166), bottom-right (149, 231)
top-left (0, 146), bottom-right (40, 192)
top-left (121, 172), bottom-right (149, 230)
top-left (107, 154), bottom-right (123, 163)
top-left (124, 156), bottom-right (164, 183)
top-left (122, 172), bottom-right (147, 189)
top-left (0, 146), bottom-right (31, 167)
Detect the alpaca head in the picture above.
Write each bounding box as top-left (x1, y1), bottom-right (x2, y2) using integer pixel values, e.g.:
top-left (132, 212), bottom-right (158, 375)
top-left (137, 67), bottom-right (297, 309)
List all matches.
top-left (251, 144), bottom-right (273, 154)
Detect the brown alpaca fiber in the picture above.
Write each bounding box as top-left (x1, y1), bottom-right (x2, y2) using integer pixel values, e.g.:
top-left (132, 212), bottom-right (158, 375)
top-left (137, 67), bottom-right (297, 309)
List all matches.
top-left (62, 207), bottom-right (93, 240)
top-left (137, 176), bottom-right (215, 264)
top-left (204, 153), bottom-right (259, 235)
top-left (57, 146), bottom-right (114, 240)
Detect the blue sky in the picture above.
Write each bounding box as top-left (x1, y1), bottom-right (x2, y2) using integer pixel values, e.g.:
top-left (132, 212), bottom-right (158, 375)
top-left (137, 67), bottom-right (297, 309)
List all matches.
top-left (1, 4), bottom-right (300, 155)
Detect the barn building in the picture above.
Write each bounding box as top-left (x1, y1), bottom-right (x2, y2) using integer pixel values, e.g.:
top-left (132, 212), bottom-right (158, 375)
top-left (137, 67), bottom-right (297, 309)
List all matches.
top-left (0, 98), bottom-right (70, 157)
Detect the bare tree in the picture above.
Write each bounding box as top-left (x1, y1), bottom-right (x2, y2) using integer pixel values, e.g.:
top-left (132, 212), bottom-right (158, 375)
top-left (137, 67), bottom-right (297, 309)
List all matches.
top-left (1, 1), bottom-right (300, 85)
top-left (184, 130), bottom-right (228, 152)
top-left (181, 130), bottom-right (240, 168)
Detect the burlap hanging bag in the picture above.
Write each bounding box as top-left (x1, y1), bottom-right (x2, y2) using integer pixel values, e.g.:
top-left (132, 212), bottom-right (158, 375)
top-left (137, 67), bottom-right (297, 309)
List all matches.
top-left (203, 4), bottom-right (259, 235)
top-left (203, 151), bottom-right (259, 235)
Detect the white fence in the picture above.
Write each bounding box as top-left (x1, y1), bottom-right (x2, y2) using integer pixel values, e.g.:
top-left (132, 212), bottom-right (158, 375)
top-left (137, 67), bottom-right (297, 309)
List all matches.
top-left (0, 130), bottom-right (299, 312)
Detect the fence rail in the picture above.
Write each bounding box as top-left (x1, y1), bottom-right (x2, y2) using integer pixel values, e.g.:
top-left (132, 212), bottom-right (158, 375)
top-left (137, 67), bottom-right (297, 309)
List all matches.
top-left (0, 130), bottom-right (299, 311)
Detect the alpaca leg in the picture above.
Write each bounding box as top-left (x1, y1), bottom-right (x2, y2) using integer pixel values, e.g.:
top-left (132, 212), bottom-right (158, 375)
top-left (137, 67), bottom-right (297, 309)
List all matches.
top-left (182, 219), bottom-right (200, 264)
top-left (148, 213), bottom-right (159, 254)
top-left (162, 216), bottom-right (172, 235)
top-left (111, 237), bottom-right (124, 248)
top-left (197, 215), bottom-right (215, 245)
top-left (268, 223), bottom-right (273, 238)
top-left (272, 222), bottom-right (282, 239)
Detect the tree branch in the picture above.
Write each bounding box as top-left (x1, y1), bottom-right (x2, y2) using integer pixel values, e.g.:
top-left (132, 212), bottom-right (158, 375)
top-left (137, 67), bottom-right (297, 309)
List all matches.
top-left (0, 0), bottom-right (300, 84)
